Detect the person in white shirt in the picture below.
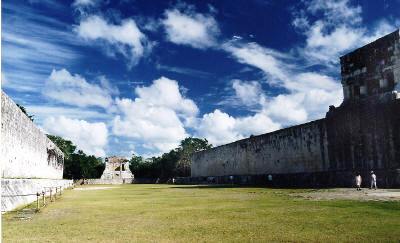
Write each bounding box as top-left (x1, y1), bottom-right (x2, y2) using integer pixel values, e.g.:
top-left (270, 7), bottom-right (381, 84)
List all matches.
top-left (370, 171), bottom-right (377, 190)
top-left (355, 174), bottom-right (362, 191)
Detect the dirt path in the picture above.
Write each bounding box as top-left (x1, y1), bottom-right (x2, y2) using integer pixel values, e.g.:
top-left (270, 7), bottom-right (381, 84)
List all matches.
top-left (291, 188), bottom-right (400, 201)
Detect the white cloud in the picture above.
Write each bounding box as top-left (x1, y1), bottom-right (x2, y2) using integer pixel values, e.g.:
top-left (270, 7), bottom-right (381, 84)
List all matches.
top-left (134, 76), bottom-right (198, 117)
top-left (43, 116), bottom-right (108, 157)
top-left (264, 94), bottom-right (308, 124)
top-left (306, 0), bottom-right (362, 23)
top-left (196, 109), bottom-right (280, 146)
top-left (293, 0), bottom-right (397, 66)
top-left (72, 0), bottom-right (99, 8)
top-left (43, 69), bottom-right (114, 109)
top-left (223, 41), bottom-right (291, 85)
top-left (75, 15), bottom-right (151, 67)
top-left (112, 76), bottom-right (198, 154)
top-left (231, 79), bottom-right (266, 107)
top-left (162, 6), bottom-right (220, 49)
top-left (224, 41), bottom-right (343, 126)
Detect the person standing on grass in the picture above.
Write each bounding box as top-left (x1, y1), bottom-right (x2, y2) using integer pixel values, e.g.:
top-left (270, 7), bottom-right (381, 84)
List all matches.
top-left (370, 171), bottom-right (377, 190)
top-left (355, 173), bottom-right (362, 191)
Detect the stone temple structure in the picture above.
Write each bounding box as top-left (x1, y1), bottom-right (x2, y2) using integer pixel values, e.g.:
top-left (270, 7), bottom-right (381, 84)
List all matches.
top-left (191, 30), bottom-right (400, 188)
top-left (85, 156), bottom-right (134, 184)
top-left (1, 91), bottom-right (73, 212)
top-left (100, 156), bottom-right (134, 182)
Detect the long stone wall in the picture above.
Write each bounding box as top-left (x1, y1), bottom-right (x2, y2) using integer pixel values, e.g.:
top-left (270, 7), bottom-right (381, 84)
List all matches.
top-left (192, 119), bottom-right (328, 177)
top-left (1, 179), bottom-right (73, 212)
top-left (1, 91), bottom-right (64, 179)
top-left (191, 96), bottom-right (400, 187)
top-left (191, 30), bottom-right (400, 188)
top-left (1, 91), bottom-right (72, 212)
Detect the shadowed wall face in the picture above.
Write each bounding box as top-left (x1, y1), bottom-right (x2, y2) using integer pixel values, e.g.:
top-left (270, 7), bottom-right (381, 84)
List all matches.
top-left (327, 29), bottom-right (400, 185)
top-left (1, 91), bottom-right (64, 179)
top-left (191, 30), bottom-right (400, 187)
top-left (191, 120), bottom-right (328, 177)
top-left (340, 30), bottom-right (400, 101)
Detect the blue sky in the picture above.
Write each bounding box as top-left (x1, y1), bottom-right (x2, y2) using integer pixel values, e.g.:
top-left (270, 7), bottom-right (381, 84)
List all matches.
top-left (2, 0), bottom-right (399, 158)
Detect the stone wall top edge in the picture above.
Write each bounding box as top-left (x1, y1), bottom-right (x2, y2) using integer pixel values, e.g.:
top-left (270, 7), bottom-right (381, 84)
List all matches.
top-left (194, 118), bottom-right (326, 156)
top-left (1, 90), bottom-right (64, 158)
top-left (339, 28), bottom-right (399, 60)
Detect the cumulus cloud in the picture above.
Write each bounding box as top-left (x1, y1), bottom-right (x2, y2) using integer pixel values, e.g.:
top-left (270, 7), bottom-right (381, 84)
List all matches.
top-left (75, 15), bottom-right (151, 67)
top-left (223, 41), bottom-right (343, 126)
top-left (134, 77), bottom-right (198, 117)
top-left (43, 69), bottom-right (114, 109)
top-left (43, 116), bottom-right (108, 157)
top-left (293, 0), bottom-right (397, 66)
top-left (162, 6), bottom-right (220, 49)
top-left (196, 109), bottom-right (280, 146)
top-left (231, 79), bottom-right (266, 107)
top-left (112, 77), bottom-right (198, 154)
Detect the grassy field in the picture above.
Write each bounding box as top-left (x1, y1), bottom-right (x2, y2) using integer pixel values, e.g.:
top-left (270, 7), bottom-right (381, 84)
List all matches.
top-left (2, 184), bottom-right (400, 242)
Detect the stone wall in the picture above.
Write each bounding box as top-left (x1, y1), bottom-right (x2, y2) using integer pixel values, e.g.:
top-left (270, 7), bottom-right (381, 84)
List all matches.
top-left (341, 29), bottom-right (400, 101)
top-left (190, 30), bottom-right (400, 188)
top-left (1, 179), bottom-right (73, 212)
top-left (192, 119), bottom-right (328, 177)
top-left (85, 178), bottom-right (133, 185)
top-left (1, 91), bottom-right (64, 179)
top-left (1, 91), bottom-right (71, 212)
top-left (326, 94), bottom-right (400, 186)
top-left (100, 156), bottom-right (134, 180)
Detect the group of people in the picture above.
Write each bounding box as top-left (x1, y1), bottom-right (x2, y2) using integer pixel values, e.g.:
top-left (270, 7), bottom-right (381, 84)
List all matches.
top-left (355, 171), bottom-right (377, 190)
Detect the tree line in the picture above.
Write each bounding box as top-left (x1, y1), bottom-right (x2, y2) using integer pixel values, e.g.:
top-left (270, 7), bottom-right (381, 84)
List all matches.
top-left (47, 135), bottom-right (105, 179)
top-left (129, 137), bottom-right (212, 180)
top-left (48, 135), bottom-right (212, 180)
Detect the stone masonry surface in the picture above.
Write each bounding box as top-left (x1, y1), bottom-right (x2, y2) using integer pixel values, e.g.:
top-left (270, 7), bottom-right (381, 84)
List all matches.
top-left (1, 91), bottom-right (64, 179)
top-left (191, 30), bottom-right (400, 187)
top-left (1, 91), bottom-right (72, 212)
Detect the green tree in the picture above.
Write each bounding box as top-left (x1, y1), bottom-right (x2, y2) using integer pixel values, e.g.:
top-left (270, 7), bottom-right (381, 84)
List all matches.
top-left (129, 155), bottom-right (145, 176)
top-left (158, 149), bottom-right (180, 179)
top-left (129, 137), bottom-right (212, 180)
top-left (47, 135), bottom-right (104, 179)
top-left (47, 135), bottom-right (76, 160)
top-left (175, 137), bottom-right (212, 176)
top-left (16, 104), bottom-right (34, 121)
top-left (72, 150), bottom-right (104, 179)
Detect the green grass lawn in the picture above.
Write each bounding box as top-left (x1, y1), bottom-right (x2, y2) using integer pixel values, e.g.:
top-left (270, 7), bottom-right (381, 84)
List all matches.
top-left (2, 184), bottom-right (400, 242)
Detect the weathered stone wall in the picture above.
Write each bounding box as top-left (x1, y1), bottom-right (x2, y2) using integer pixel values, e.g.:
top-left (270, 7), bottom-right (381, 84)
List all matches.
top-left (1, 91), bottom-right (71, 212)
top-left (100, 156), bottom-right (134, 180)
top-left (326, 94), bottom-right (400, 186)
top-left (1, 179), bottom-right (73, 212)
top-left (341, 29), bottom-right (400, 101)
top-left (85, 178), bottom-right (133, 185)
top-left (1, 91), bottom-right (64, 179)
top-left (191, 30), bottom-right (400, 187)
top-left (192, 119), bottom-right (328, 177)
